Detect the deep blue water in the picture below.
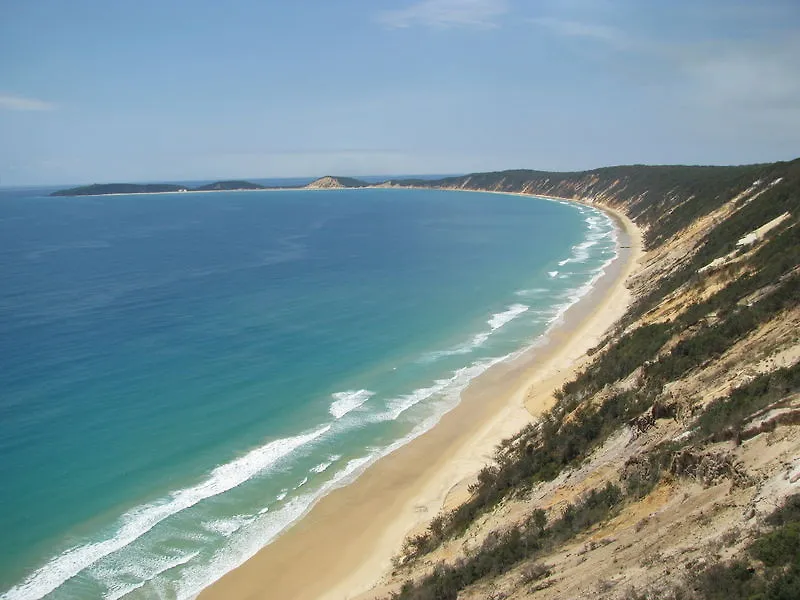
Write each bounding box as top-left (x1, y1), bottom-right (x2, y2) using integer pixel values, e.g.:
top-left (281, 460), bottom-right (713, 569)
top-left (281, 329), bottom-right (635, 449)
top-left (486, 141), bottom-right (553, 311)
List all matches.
top-left (0, 187), bottom-right (616, 599)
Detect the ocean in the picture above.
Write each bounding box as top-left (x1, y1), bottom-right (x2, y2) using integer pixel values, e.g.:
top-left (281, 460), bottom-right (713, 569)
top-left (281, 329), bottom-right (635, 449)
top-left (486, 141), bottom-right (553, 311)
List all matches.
top-left (0, 186), bottom-right (617, 599)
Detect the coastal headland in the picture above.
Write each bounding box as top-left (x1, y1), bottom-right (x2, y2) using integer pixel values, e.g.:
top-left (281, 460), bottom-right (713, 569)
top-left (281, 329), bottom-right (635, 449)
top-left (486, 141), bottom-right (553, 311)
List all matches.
top-left (197, 159), bottom-right (800, 599)
top-left (47, 160), bottom-right (800, 599)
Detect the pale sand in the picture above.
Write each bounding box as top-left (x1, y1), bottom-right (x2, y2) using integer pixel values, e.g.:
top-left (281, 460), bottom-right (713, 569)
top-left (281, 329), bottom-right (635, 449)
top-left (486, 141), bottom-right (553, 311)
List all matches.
top-left (200, 199), bottom-right (644, 600)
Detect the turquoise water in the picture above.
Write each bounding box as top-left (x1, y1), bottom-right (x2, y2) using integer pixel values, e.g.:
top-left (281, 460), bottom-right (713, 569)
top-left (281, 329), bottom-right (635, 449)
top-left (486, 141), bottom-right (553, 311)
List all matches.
top-left (0, 187), bottom-right (617, 599)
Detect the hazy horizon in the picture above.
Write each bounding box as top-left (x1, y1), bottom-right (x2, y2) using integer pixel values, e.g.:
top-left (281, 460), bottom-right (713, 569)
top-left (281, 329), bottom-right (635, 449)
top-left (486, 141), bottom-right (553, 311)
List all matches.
top-left (3, 0), bottom-right (799, 185)
top-left (10, 157), bottom-right (800, 191)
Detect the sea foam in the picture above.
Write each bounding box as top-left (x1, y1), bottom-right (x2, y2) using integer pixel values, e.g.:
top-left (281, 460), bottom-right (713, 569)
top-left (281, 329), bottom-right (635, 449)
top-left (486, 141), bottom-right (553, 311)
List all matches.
top-left (329, 390), bottom-right (374, 419)
top-left (557, 222), bottom-right (614, 267)
top-left (202, 516), bottom-right (254, 538)
top-left (384, 356), bottom-right (502, 421)
top-left (514, 287), bottom-right (549, 298)
top-left (1, 425), bottom-right (330, 600)
top-left (100, 551), bottom-right (200, 600)
top-left (487, 303), bottom-right (528, 329)
top-left (310, 455), bottom-right (341, 474)
top-left (174, 455), bottom-right (374, 599)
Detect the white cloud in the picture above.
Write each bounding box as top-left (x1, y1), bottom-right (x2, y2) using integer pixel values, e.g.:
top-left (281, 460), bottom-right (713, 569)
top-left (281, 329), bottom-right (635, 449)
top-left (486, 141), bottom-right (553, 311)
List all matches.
top-left (0, 93), bottom-right (56, 111)
top-left (378, 0), bottom-right (508, 29)
top-left (530, 17), bottom-right (627, 48)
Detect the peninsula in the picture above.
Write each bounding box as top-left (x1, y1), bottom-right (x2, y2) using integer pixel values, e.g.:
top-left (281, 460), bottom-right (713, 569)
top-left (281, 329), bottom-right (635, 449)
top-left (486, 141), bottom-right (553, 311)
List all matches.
top-left (50, 183), bottom-right (189, 196)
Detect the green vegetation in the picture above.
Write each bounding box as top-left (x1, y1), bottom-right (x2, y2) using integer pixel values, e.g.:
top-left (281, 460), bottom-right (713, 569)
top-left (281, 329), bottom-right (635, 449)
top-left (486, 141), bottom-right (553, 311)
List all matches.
top-left (393, 483), bottom-right (624, 600)
top-left (626, 179), bottom-right (800, 328)
top-left (50, 180), bottom-right (268, 196)
top-left (697, 363), bottom-right (800, 441)
top-left (646, 274), bottom-right (799, 385)
top-left (51, 182), bottom-right (186, 196)
top-left (627, 494), bottom-right (800, 600)
top-left (51, 175), bottom-right (375, 196)
top-left (402, 256), bottom-right (797, 552)
top-left (193, 180), bottom-right (266, 191)
top-left (327, 176), bottom-right (369, 188)
top-left (390, 159), bottom-right (799, 599)
top-left (561, 323), bottom-right (671, 396)
top-left (400, 385), bottom-right (661, 555)
top-left (392, 158), bottom-right (800, 249)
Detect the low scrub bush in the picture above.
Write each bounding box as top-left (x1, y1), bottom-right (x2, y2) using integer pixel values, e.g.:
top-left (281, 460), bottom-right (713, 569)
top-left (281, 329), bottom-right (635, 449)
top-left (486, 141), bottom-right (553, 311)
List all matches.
top-left (390, 484), bottom-right (623, 600)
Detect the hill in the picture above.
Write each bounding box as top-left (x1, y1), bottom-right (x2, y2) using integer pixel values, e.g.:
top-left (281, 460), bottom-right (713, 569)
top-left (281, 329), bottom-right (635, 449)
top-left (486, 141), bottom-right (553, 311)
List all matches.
top-left (305, 175), bottom-right (369, 189)
top-left (374, 159), bottom-right (800, 600)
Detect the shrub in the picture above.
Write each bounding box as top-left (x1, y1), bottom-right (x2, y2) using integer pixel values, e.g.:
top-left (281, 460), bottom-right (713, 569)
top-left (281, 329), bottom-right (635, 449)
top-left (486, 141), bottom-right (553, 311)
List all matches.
top-left (391, 484), bottom-right (624, 599)
top-left (697, 362), bottom-right (800, 440)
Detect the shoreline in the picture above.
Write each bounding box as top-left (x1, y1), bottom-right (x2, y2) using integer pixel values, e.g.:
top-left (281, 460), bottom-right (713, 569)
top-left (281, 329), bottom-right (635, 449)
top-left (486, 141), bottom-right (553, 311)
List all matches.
top-left (44, 183), bottom-right (586, 199)
top-left (199, 193), bottom-right (644, 600)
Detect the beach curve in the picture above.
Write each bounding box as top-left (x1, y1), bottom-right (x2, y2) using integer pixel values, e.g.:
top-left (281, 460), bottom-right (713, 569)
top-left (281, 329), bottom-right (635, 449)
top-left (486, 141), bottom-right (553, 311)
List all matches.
top-left (198, 196), bottom-right (644, 600)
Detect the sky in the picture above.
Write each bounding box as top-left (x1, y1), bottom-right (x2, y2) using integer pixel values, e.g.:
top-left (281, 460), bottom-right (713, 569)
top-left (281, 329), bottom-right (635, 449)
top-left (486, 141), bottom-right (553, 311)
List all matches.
top-left (1, 0), bottom-right (799, 185)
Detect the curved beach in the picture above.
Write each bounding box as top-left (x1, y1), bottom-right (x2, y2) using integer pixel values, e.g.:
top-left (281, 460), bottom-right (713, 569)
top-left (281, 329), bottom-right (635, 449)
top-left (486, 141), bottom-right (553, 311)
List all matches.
top-left (199, 199), bottom-right (644, 600)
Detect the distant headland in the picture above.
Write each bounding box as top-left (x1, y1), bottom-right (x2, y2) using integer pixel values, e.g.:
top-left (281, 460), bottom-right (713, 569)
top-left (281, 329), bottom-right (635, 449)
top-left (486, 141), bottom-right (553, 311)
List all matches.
top-left (50, 176), bottom-right (370, 197)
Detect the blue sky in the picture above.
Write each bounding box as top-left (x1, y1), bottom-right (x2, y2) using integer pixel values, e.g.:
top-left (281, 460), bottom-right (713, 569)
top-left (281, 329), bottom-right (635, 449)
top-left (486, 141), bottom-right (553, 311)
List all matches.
top-left (1, 0), bottom-right (799, 185)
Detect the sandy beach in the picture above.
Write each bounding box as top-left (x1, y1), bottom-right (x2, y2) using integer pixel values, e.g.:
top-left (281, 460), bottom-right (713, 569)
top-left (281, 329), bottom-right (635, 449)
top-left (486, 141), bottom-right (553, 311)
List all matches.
top-left (199, 198), bottom-right (644, 600)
